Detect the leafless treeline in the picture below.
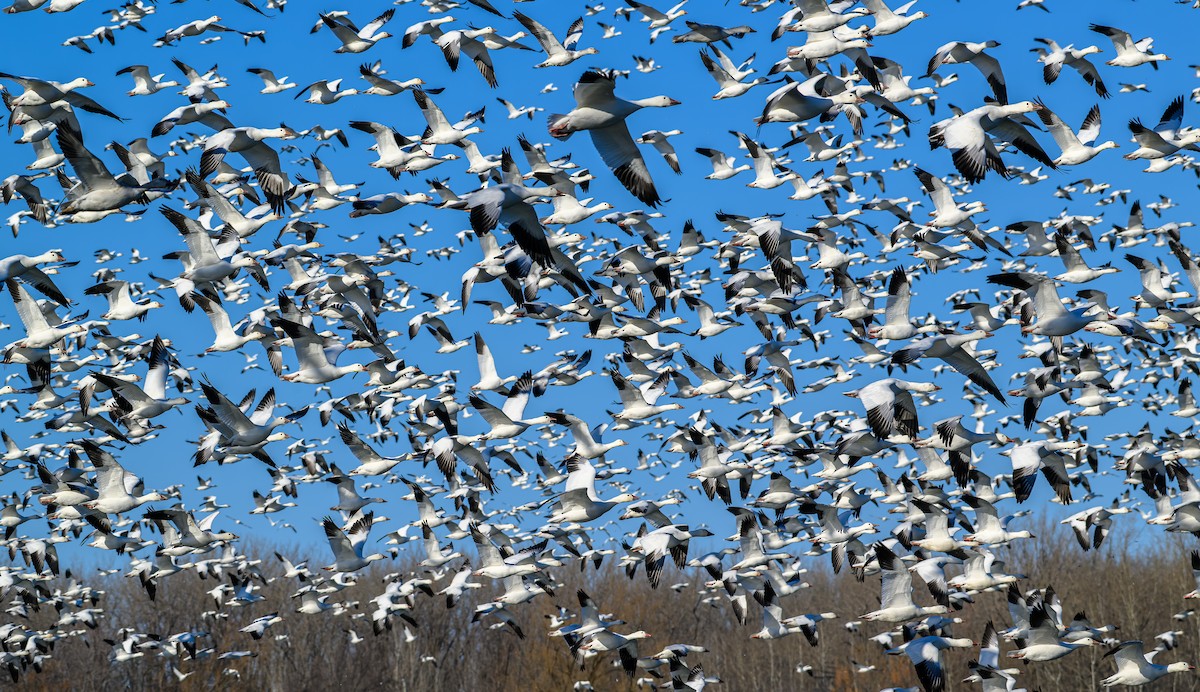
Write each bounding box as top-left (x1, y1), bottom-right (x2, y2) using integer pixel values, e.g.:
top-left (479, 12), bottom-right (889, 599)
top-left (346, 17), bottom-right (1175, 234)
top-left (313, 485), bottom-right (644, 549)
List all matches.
top-left (10, 521), bottom-right (1200, 691)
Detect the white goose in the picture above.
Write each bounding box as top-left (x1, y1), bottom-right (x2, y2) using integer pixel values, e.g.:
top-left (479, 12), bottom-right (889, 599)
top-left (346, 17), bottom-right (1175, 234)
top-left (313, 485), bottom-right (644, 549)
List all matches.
top-left (513, 11), bottom-right (598, 67)
top-left (1101, 640), bottom-right (1194, 687)
top-left (548, 69), bottom-right (680, 206)
top-left (1036, 101), bottom-right (1118, 166)
top-left (861, 543), bottom-right (950, 623)
top-left (318, 9), bottom-right (394, 54)
top-left (1090, 24), bottom-right (1169, 68)
top-left (321, 512), bottom-right (386, 572)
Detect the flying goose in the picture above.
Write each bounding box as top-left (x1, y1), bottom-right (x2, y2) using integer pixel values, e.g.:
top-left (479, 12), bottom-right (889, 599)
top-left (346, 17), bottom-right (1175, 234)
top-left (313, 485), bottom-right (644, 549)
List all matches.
top-left (548, 69), bottom-right (680, 206)
top-left (1036, 101), bottom-right (1118, 166)
top-left (198, 126), bottom-right (300, 213)
top-left (512, 11), bottom-right (599, 67)
top-left (321, 512), bottom-right (386, 572)
top-left (319, 9), bottom-right (394, 53)
top-left (1033, 38), bottom-right (1108, 98)
top-left (1090, 24), bottom-right (1170, 68)
top-left (927, 101), bottom-right (1055, 183)
top-left (861, 543), bottom-right (951, 623)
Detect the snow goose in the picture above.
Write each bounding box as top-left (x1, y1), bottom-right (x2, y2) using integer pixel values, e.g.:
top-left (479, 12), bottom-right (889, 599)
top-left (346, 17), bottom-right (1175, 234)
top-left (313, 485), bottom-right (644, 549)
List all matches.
top-left (892, 331), bottom-right (1006, 403)
top-left (757, 74), bottom-right (864, 132)
top-left (961, 495), bottom-right (1033, 546)
top-left (1008, 602), bottom-right (1096, 662)
top-left (846, 377), bottom-right (939, 439)
top-left (695, 146), bottom-right (749, 180)
top-left (610, 370), bottom-right (684, 422)
top-left (1036, 101), bottom-right (1118, 166)
top-left (357, 63), bottom-right (425, 96)
top-left (57, 126), bottom-right (170, 214)
top-left (548, 479), bottom-right (637, 524)
top-left (926, 40), bottom-right (1007, 104)
top-left (246, 68), bottom-right (295, 94)
top-left (496, 97), bottom-right (541, 120)
top-left (436, 26), bottom-right (501, 88)
top-left (1102, 640), bottom-right (1194, 687)
top-left (1123, 253), bottom-right (1188, 308)
top-left (1, 175), bottom-right (51, 223)
top-left (1006, 440), bottom-right (1078, 504)
top-left (862, 544), bottom-right (951, 623)
top-left (1051, 231), bottom-right (1118, 283)
top-left (1061, 502), bottom-right (1131, 550)
top-left (467, 380), bottom-right (552, 442)
top-left (198, 126), bottom-right (299, 213)
top-left (512, 11), bottom-right (598, 67)
top-left (271, 318), bottom-right (368, 384)
top-left (948, 548), bottom-right (1020, 592)
top-left (195, 381), bottom-right (304, 461)
top-left (785, 26), bottom-right (871, 62)
top-left (1123, 96), bottom-right (1200, 159)
top-left (338, 424), bottom-right (406, 477)
top-left (538, 173), bottom-right (614, 226)
top-left (749, 581), bottom-right (807, 641)
top-left (79, 441), bottom-right (167, 515)
top-left (190, 295), bottom-right (279, 372)
top-left (625, 0), bottom-right (687, 36)
top-left (868, 267), bottom-right (916, 340)
top-left (295, 78), bottom-right (356, 105)
top-left (0, 250), bottom-right (70, 305)
top-left (115, 65), bottom-right (179, 96)
top-left (159, 206), bottom-right (267, 302)
top-left (319, 9), bottom-right (394, 53)
top-left (1034, 39), bottom-right (1108, 98)
top-left (887, 626), bottom-right (973, 692)
top-left (321, 512), bottom-right (385, 572)
top-left (987, 271), bottom-right (1096, 345)
top-left (156, 15), bottom-right (259, 47)
top-left (91, 336), bottom-right (187, 421)
top-left (1090, 24), bottom-right (1169, 68)
top-left (457, 169), bottom-right (559, 268)
top-left (545, 411), bottom-right (629, 459)
top-left (413, 89), bottom-right (480, 145)
top-left (83, 280), bottom-right (161, 321)
top-left (927, 101), bottom-right (1055, 183)
top-left (3, 279), bottom-right (86, 350)
top-left (548, 70), bottom-right (679, 206)
top-left (699, 50), bottom-right (768, 100)
top-left (913, 167), bottom-right (985, 228)
top-left (636, 129), bottom-right (682, 174)
top-left (150, 100), bottom-right (233, 138)
top-left (145, 507), bottom-right (236, 551)
top-left (738, 134), bottom-right (794, 190)
top-left (0, 73), bottom-right (121, 120)
top-left (864, 0), bottom-right (927, 36)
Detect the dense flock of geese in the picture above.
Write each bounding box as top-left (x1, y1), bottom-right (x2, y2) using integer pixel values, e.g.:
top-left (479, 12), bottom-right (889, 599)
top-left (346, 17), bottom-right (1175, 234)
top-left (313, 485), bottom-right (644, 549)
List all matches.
top-left (2, 0), bottom-right (1200, 689)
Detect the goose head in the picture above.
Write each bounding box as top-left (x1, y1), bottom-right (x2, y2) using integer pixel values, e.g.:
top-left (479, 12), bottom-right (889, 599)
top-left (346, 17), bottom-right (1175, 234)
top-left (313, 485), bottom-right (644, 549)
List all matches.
top-left (1003, 101), bottom-right (1043, 117)
top-left (636, 95), bottom-right (682, 108)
